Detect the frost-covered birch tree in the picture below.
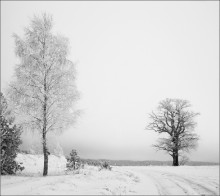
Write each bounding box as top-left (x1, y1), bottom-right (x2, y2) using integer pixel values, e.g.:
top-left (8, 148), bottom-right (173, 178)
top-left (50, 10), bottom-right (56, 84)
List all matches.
top-left (7, 13), bottom-right (79, 176)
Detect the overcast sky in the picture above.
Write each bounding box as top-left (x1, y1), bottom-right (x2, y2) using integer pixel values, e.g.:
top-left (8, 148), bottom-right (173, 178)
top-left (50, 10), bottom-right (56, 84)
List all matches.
top-left (1, 1), bottom-right (219, 162)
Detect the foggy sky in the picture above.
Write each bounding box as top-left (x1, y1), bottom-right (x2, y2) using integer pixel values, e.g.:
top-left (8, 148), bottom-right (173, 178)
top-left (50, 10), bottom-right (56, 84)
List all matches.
top-left (1, 1), bottom-right (219, 162)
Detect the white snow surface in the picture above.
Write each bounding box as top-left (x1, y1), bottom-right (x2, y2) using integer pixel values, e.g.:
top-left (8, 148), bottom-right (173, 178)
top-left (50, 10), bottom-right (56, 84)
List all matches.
top-left (14, 153), bottom-right (67, 176)
top-left (1, 153), bottom-right (219, 195)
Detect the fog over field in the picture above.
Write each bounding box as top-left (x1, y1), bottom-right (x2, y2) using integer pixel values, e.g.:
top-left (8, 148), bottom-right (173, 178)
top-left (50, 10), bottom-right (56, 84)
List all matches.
top-left (1, 1), bottom-right (219, 163)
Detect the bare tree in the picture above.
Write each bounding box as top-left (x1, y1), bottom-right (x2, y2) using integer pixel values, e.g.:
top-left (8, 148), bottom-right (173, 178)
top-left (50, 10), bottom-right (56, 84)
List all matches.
top-left (146, 98), bottom-right (199, 166)
top-left (7, 13), bottom-right (79, 176)
top-left (179, 154), bottom-right (190, 166)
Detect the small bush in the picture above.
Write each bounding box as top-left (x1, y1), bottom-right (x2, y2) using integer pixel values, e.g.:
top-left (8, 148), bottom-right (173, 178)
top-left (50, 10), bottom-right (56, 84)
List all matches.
top-left (66, 149), bottom-right (81, 171)
top-left (100, 161), bottom-right (112, 171)
top-left (179, 155), bottom-right (190, 166)
top-left (20, 150), bottom-right (30, 154)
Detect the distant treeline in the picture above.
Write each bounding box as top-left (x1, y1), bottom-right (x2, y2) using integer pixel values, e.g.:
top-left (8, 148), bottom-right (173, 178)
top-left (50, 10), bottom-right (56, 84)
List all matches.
top-left (81, 158), bottom-right (219, 166)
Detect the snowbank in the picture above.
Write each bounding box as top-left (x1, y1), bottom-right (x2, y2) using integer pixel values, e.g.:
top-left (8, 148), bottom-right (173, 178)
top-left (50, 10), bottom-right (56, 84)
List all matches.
top-left (16, 153), bottom-right (67, 176)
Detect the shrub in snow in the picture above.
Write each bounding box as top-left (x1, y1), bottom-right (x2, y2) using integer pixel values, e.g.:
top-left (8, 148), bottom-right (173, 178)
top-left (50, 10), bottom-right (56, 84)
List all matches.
top-left (19, 150), bottom-right (29, 154)
top-left (19, 149), bottom-right (34, 154)
top-left (0, 92), bottom-right (24, 175)
top-left (82, 159), bottom-right (101, 167)
top-left (179, 155), bottom-right (190, 166)
top-left (66, 149), bottom-right (81, 170)
top-left (100, 161), bottom-right (112, 171)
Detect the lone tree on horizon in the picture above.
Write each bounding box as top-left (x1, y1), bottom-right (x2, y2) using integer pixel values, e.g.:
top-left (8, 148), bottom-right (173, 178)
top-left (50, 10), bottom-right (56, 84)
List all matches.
top-left (7, 13), bottom-right (79, 176)
top-left (146, 98), bottom-right (199, 166)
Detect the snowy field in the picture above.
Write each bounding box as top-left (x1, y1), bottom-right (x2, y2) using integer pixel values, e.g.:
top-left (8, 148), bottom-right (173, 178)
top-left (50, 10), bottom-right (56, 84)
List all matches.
top-left (1, 154), bottom-right (219, 195)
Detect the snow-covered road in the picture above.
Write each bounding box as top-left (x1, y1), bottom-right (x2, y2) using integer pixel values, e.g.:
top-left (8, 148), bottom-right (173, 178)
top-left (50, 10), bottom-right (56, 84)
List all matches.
top-left (1, 166), bottom-right (219, 195)
top-left (117, 166), bottom-right (219, 195)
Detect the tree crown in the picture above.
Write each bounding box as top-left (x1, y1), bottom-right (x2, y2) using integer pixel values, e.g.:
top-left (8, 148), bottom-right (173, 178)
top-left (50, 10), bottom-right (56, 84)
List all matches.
top-left (7, 13), bottom-right (79, 134)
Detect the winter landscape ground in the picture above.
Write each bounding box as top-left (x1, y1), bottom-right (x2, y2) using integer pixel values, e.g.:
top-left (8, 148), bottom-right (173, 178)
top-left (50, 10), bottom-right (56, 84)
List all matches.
top-left (1, 153), bottom-right (219, 195)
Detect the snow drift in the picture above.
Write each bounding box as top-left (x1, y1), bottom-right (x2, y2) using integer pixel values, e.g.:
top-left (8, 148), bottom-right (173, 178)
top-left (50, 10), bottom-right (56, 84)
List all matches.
top-left (15, 153), bottom-right (67, 176)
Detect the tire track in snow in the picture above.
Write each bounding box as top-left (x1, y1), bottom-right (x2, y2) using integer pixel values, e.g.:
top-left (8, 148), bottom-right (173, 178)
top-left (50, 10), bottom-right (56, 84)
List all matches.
top-left (126, 168), bottom-right (175, 195)
top-left (119, 168), bottom-right (160, 195)
top-left (164, 173), bottom-right (219, 195)
top-left (128, 167), bottom-right (219, 195)
top-left (152, 171), bottom-right (218, 196)
top-left (195, 177), bottom-right (219, 190)
top-left (146, 172), bottom-right (171, 195)
top-left (165, 177), bottom-right (194, 195)
top-left (145, 171), bottom-right (193, 195)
